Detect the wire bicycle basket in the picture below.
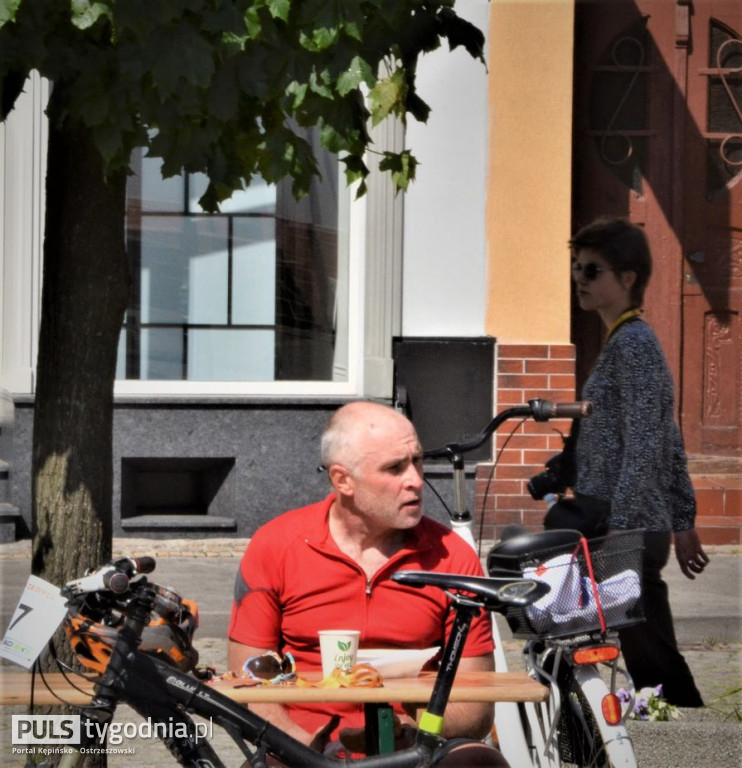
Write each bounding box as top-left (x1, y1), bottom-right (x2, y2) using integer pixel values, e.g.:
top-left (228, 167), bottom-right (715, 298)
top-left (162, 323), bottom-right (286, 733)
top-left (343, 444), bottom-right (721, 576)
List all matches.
top-left (493, 530), bottom-right (645, 639)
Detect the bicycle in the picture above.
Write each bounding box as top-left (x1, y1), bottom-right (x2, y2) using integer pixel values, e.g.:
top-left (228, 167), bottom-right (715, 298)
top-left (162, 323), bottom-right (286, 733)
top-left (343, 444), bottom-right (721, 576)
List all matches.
top-left (421, 398), bottom-right (642, 768)
top-left (26, 555), bottom-right (550, 767)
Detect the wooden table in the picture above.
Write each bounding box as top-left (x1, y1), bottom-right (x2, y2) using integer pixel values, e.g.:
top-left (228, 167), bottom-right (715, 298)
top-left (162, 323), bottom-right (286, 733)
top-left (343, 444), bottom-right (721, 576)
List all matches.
top-left (0, 669), bottom-right (548, 707)
top-left (1, 669), bottom-right (548, 754)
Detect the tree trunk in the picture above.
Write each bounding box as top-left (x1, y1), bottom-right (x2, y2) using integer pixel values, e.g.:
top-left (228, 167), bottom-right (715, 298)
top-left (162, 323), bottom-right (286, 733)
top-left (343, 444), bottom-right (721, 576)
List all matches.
top-left (31, 86), bottom-right (129, 605)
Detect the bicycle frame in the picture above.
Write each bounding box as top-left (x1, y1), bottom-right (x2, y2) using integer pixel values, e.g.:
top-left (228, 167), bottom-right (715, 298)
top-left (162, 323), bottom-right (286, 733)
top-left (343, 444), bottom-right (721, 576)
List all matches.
top-left (68, 650), bottom-right (423, 768)
top-left (422, 398), bottom-right (639, 768)
top-left (56, 568), bottom-right (545, 768)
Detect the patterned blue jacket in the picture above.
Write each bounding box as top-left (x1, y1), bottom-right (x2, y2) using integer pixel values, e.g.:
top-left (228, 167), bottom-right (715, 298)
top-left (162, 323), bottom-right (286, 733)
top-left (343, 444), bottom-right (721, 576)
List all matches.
top-left (574, 319), bottom-right (696, 532)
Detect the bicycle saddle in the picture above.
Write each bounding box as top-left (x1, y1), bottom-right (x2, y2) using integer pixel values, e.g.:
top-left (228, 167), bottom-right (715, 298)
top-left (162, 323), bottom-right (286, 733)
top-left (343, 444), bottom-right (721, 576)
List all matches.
top-left (486, 529), bottom-right (583, 576)
top-left (391, 571), bottom-right (549, 607)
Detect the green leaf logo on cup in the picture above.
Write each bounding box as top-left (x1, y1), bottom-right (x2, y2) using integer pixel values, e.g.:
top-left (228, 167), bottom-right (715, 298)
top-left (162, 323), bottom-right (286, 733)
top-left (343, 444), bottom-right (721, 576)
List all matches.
top-left (318, 630), bottom-right (360, 677)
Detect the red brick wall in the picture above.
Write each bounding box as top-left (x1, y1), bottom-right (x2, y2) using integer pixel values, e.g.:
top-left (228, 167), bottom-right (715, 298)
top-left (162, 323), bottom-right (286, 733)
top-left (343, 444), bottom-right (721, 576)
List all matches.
top-left (476, 343), bottom-right (576, 542)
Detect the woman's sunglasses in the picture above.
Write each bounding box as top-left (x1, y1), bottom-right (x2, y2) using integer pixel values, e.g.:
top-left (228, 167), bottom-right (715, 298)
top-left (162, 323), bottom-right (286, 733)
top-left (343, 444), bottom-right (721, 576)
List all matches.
top-left (571, 261), bottom-right (612, 281)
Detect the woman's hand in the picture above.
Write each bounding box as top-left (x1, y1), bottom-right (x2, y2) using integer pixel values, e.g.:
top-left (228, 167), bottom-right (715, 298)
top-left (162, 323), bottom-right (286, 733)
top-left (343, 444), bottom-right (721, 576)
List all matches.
top-left (674, 528), bottom-right (710, 579)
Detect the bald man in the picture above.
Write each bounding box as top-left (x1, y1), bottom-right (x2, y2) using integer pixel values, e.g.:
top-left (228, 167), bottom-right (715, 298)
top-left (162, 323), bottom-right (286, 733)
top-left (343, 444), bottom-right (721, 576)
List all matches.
top-left (228, 401), bottom-right (495, 754)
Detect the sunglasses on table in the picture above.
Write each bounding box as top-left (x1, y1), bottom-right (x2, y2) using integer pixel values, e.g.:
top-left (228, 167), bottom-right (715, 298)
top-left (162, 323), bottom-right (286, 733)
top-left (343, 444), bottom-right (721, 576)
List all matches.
top-left (242, 650), bottom-right (297, 683)
top-left (571, 261), bottom-right (613, 281)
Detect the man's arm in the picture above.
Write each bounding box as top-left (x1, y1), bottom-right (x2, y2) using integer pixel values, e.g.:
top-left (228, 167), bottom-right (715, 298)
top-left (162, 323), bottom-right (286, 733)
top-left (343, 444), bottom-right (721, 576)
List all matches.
top-left (439, 653), bottom-right (495, 740)
top-left (227, 640), bottom-right (315, 746)
top-left (401, 652), bottom-right (495, 740)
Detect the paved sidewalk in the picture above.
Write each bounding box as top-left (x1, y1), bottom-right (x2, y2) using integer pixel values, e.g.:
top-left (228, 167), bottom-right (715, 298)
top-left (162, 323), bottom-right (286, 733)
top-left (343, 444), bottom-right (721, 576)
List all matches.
top-left (1, 538), bottom-right (740, 767)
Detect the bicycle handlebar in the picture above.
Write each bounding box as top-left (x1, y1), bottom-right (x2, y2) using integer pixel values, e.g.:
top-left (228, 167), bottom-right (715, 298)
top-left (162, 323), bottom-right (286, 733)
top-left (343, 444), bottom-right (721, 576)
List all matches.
top-left (62, 556), bottom-right (157, 597)
top-left (423, 398), bottom-right (592, 459)
top-left (532, 399), bottom-right (593, 420)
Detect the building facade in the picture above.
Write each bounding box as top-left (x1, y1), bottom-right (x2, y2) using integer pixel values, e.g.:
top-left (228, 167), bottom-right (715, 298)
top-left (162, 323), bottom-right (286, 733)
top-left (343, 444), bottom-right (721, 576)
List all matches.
top-left (1, 0), bottom-right (739, 544)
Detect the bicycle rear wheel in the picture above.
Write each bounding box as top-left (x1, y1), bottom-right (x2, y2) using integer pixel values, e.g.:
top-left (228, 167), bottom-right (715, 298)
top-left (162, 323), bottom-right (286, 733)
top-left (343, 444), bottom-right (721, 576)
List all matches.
top-left (557, 667), bottom-right (636, 768)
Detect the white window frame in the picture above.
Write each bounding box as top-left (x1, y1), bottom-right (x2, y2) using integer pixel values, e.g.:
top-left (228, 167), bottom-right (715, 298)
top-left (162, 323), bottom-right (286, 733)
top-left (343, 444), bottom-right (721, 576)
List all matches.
top-left (0, 72), bottom-right (47, 396)
top-left (0, 75), bottom-right (403, 401)
top-left (114, 175), bottom-right (367, 398)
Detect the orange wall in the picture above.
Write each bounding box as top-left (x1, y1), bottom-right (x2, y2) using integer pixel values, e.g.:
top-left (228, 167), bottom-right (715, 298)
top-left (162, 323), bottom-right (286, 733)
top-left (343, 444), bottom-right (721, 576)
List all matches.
top-left (485, 0), bottom-right (575, 344)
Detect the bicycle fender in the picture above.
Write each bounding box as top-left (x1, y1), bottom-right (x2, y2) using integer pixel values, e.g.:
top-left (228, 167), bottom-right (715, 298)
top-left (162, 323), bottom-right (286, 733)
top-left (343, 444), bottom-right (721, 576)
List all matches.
top-left (573, 666), bottom-right (637, 767)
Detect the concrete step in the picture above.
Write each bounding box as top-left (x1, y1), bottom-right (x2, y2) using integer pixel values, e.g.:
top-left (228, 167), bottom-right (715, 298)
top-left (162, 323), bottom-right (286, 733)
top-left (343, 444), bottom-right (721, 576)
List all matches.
top-left (688, 454), bottom-right (741, 545)
top-left (695, 515), bottom-right (742, 546)
top-left (120, 514), bottom-right (238, 539)
top-left (692, 476), bottom-right (741, 515)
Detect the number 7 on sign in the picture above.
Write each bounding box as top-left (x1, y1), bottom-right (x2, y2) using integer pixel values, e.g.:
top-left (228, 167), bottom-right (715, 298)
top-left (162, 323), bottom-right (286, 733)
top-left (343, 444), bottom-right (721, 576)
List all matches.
top-left (8, 603), bottom-right (33, 631)
top-left (0, 575), bottom-right (68, 669)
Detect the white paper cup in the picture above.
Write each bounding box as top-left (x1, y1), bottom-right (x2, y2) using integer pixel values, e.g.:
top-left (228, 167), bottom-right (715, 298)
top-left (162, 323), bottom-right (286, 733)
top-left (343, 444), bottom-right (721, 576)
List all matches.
top-left (318, 629), bottom-right (360, 677)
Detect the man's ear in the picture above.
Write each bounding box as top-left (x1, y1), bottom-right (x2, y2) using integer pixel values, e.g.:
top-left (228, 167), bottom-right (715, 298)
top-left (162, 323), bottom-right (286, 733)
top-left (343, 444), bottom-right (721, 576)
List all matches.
top-left (328, 463), bottom-right (355, 497)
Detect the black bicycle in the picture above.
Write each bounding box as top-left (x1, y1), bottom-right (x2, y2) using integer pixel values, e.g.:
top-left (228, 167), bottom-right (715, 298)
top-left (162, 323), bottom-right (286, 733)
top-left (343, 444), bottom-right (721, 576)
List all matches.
top-left (36, 555), bottom-right (549, 768)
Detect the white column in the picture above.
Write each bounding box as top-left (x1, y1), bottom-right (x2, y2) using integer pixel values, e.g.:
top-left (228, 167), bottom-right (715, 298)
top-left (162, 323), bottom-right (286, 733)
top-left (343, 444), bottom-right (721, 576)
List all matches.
top-left (0, 72), bottom-right (48, 394)
top-left (362, 117), bottom-right (405, 398)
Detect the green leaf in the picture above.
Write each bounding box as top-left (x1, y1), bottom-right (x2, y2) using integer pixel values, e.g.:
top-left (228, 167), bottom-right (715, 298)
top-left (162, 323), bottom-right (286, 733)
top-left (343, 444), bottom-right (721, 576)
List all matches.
top-left (338, 640), bottom-right (351, 651)
top-left (93, 121), bottom-right (124, 167)
top-left (336, 55), bottom-right (374, 97)
top-left (70, 0), bottom-right (112, 31)
top-left (150, 22), bottom-right (215, 97)
top-left (208, 64), bottom-right (240, 121)
top-left (341, 154), bottom-right (368, 185)
top-left (379, 149), bottom-right (417, 192)
top-left (266, 0), bottom-right (290, 22)
top-left (308, 69), bottom-right (333, 99)
top-left (0, 0), bottom-right (22, 27)
top-left (197, 182), bottom-right (221, 213)
top-left (285, 80), bottom-right (308, 109)
top-left (368, 68), bottom-right (407, 127)
top-left (439, 7), bottom-right (486, 65)
top-left (405, 91), bottom-right (431, 124)
top-left (244, 5), bottom-right (262, 38)
top-left (354, 178), bottom-right (367, 198)
top-left (299, 26), bottom-right (339, 53)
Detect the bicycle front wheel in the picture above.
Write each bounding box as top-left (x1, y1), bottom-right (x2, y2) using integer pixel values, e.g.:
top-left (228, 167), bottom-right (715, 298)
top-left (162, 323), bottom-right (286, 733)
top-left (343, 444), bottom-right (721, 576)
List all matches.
top-left (557, 666), bottom-right (637, 768)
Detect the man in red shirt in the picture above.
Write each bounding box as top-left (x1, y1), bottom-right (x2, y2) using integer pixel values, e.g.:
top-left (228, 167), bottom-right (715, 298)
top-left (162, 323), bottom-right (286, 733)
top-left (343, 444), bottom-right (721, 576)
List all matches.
top-left (228, 401), bottom-right (495, 753)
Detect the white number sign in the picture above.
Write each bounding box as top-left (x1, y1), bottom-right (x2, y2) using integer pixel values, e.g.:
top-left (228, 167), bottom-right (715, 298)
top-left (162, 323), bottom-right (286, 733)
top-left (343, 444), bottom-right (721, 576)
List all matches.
top-left (1, 575), bottom-right (68, 669)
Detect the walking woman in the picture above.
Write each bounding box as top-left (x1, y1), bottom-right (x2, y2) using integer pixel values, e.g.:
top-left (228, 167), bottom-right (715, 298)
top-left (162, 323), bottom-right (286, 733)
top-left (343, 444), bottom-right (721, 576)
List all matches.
top-left (570, 216), bottom-right (708, 707)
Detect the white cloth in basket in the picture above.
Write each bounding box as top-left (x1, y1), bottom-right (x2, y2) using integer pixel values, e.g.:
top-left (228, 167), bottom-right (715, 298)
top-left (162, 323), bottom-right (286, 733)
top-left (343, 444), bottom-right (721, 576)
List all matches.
top-left (523, 553), bottom-right (585, 625)
top-left (592, 568), bottom-right (641, 615)
top-left (525, 554), bottom-right (641, 631)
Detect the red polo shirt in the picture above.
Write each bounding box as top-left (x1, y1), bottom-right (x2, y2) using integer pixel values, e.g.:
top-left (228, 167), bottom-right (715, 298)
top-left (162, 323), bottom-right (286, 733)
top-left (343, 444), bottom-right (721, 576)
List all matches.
top-left (229, 494), bottom-right (494, 736)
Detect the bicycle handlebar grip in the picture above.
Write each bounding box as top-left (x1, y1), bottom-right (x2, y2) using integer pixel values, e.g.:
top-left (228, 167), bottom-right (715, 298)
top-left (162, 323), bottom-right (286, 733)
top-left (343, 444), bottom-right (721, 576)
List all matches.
top-left (112, 556), bottom-right (157, 576)
top-left (551, 401), bottom-right (593, 418)
top-left (132, 556), bottom-right (156, 574)
top-left (530, 399), bottom-right (593, 420)
top-left (102, 570), bottom-right (130, 594)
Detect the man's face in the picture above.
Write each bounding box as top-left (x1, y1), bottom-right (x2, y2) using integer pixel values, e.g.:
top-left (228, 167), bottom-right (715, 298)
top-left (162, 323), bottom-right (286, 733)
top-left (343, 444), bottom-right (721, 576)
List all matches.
top-left (346, 413), bottom-right (424, 531)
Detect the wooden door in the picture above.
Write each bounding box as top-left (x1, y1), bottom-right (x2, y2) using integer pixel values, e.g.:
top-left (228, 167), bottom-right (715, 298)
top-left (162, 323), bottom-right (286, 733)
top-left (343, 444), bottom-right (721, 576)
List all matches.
top-left (678, 2), bottom-right (741, 455)
top-left (572, 0), bottom-right (742, 456)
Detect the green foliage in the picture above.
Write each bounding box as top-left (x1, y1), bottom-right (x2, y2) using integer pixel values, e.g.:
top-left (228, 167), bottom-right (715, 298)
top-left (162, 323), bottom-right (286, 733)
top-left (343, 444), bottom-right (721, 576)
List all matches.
top-left (0, 0), bottom-right (485, 209)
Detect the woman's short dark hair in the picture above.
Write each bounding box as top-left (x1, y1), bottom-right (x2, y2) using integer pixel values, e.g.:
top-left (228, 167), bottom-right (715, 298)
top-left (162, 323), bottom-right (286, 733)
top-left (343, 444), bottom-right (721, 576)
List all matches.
top-left (569, 217), bottom-right (652, 308)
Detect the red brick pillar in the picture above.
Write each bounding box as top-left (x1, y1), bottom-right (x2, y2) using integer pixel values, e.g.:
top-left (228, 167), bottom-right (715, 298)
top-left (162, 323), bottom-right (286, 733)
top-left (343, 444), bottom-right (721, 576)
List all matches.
top-left (476, 343), bottom-right (576, 543)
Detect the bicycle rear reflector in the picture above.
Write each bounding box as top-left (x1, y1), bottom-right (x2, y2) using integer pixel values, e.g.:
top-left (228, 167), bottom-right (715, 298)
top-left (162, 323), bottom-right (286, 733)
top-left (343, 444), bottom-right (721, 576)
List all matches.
top-left (601, 693), bottom-right (623, 725)
top-left (572, 645), bottom-right (620, 665)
